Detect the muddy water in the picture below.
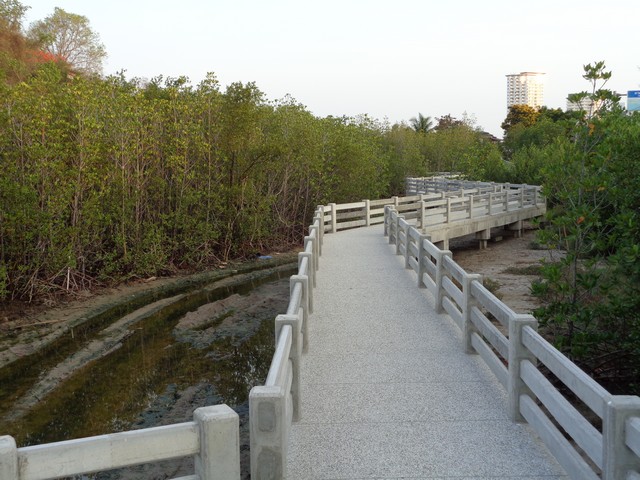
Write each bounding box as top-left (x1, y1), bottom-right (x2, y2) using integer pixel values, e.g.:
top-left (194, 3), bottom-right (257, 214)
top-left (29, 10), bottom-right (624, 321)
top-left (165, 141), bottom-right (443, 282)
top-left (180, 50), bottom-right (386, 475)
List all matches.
top-left (0, 262), bottom-right (296, 477)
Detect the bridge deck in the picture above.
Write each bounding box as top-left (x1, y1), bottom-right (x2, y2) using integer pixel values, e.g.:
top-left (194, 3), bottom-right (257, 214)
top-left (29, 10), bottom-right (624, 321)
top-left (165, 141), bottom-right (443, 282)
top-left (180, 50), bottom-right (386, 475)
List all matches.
top-left (287, 225), bottom-right (567, 479)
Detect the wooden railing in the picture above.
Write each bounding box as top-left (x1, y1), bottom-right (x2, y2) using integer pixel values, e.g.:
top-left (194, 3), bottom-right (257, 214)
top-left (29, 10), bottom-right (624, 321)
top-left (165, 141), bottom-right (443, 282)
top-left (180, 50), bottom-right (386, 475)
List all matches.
top-left (385, 205), bottom-right (640, 480)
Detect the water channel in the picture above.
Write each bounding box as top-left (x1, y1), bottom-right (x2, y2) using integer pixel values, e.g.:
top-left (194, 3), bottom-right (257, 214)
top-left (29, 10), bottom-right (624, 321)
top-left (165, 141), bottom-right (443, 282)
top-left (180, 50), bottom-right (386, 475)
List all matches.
top-left (0, 258), bottom-right (298, 478)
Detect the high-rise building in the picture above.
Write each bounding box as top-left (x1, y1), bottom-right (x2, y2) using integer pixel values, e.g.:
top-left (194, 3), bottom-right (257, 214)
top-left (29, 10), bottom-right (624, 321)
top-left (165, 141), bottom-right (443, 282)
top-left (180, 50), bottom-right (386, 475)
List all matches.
top-left (506, 72), bottom-right (546, 108)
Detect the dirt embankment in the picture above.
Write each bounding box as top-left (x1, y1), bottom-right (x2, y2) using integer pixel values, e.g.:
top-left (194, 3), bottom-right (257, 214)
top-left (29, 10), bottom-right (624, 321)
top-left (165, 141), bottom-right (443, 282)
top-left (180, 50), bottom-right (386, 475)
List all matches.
top-left (449, 226), bottom-right (560, 314)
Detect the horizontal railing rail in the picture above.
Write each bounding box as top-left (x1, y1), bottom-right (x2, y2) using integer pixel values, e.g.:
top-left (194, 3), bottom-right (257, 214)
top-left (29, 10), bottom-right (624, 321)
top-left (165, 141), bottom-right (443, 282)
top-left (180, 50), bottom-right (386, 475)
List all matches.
top-left (384, 204), bottom-right (640, 480)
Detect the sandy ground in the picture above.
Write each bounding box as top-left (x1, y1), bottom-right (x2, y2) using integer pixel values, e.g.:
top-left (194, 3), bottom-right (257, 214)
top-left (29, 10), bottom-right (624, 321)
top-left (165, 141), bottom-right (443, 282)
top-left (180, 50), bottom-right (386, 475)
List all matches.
top-left (449, 226), bottom-right (559, 314)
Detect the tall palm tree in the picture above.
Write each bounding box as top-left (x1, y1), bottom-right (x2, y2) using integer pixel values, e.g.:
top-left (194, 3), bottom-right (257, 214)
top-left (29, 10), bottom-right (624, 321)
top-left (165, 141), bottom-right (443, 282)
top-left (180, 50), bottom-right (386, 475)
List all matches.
top-left (409, 113), bottom-right (434, 133)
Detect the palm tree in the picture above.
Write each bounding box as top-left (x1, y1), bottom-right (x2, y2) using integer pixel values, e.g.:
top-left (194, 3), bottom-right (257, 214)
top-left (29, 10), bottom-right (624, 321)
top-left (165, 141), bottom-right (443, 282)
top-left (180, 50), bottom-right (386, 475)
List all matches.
top-left (409, 113), bottom-right (434, 133)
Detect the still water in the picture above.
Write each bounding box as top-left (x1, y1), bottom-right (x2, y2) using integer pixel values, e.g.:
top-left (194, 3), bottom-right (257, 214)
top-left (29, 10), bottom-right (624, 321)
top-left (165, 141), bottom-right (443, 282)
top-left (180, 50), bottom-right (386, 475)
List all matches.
top-left (0, 262), bottom-right (296, 448)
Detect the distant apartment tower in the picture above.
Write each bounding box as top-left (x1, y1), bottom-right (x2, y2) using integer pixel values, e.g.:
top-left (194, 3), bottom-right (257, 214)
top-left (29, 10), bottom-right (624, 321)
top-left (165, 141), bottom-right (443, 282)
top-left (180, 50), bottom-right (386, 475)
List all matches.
top-left (506, 72), bottom-right (546, 108)
top-left (566, 95), bottom-right (601, 115)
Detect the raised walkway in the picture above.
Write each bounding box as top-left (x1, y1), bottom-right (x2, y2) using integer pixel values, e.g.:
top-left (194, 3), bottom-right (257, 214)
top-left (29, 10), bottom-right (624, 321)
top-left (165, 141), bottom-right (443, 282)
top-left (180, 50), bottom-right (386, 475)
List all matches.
top-left (287, 225), bottom-right (567, 479)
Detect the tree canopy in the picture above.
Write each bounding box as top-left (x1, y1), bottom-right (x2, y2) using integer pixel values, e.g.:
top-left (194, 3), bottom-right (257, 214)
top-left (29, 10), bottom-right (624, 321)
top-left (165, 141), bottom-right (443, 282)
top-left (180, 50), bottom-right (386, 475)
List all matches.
top-left (409, 113), bottom-right (434, 133)
top-left (27, 7), bottom-right (106, 75)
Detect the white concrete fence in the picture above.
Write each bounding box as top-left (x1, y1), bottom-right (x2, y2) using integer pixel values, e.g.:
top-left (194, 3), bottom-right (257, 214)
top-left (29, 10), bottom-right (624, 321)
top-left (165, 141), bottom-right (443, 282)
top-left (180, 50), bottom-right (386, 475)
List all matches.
top-left (384, 205), bottom-right (640, 480)
top-left (0, 405), bottom-right (240, 480)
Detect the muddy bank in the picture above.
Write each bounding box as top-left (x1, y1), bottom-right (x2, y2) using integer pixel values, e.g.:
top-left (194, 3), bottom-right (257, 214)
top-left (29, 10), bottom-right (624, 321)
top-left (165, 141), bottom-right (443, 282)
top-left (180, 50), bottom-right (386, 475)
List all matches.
top-left (0, 257), bottom-right (298, 479)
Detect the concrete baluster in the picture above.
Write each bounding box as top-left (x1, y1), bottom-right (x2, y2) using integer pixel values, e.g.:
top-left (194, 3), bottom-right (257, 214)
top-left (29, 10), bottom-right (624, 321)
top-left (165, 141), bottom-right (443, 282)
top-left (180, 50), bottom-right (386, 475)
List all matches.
top-left (404, 229), bottom-right (411, 269)
top-left (420, 200), bottom-right (426, 229)
top-left (462, 273), bottom-right (482, 354)
top-left (446, 198), bottom-right (452, 223)
top-left (388, 209), bottom-right (397, 245)
top-left (290, 275), bottom-right (309, 331)
top-left (384, 205), bottom-right (391, 237)
top-left (435, 249), bottom-right (452, 314)
top-left (364, 199), bottom-right (371, 227)
top-left (249, 386), bottom-right (286, 480)
top-left (395, 214), bottom-right (403, 254)
top-left (316, 206), bottom-right (324, 250)
top-left (469, 195), bottom-right (474, 219)
top-left (507, 314), bottom-right (538, 422)
top-left (416, 234), bottom-right (430, 288)
top-left (306, 229), bottom-right (319, 280)
top-left (329, 203), bottom-right (337, 233)
top-left (0, 436), bottom-right (18, 480)
top-left (275, 313), bottom-right (303, 418)
top-left (194, 405), bottom-right (240, 480)
top-left (602, 396), bottom-right (640, 480)
top-left (299, 251), bottom-right (315, 306)
top-left (393, 196), bottom-right (399, 207)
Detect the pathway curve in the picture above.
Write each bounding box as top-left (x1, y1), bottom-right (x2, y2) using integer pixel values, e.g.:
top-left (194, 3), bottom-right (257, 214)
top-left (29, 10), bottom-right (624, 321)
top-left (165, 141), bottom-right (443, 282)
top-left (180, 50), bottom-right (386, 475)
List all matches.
top-left (287, 225), bottom-right (567, 479)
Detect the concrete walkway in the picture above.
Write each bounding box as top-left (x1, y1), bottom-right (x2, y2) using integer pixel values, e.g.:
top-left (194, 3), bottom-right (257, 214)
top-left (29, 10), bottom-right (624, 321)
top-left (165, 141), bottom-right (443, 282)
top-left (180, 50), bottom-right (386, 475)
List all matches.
top-left (287, 225), bottom-right (567, 479)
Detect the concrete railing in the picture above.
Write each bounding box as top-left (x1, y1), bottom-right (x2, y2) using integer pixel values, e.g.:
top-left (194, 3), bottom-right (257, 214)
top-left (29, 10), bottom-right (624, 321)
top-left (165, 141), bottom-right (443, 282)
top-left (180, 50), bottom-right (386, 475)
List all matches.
top-left (249, 206), bottom-right (323, 479)
top-left (384, 205), bottom-right (640, 480)
top-left (405, 175), bottom-right (537, 196)
top-left (0, 405), bottom-right (240, 480)
top-left (322, 183), bottom-right (543, 236)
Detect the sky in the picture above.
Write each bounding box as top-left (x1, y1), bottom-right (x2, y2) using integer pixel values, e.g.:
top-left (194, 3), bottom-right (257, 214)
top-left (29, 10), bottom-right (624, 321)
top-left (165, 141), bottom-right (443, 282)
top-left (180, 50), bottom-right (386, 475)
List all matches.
top-left (22, 0), bottom-right (640, 137)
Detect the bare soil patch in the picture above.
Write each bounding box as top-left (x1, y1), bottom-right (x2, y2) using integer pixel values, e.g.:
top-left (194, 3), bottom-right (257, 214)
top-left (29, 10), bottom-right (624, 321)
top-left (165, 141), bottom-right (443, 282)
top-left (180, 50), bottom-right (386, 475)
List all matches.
top-left (449, 226), bottom-right (559, 314)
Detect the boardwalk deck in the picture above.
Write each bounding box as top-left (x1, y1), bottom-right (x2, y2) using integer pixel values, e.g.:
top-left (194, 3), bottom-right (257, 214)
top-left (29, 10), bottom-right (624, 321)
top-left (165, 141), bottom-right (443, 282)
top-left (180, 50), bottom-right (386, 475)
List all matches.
top-left (287, 225), bottom-right (567, 479)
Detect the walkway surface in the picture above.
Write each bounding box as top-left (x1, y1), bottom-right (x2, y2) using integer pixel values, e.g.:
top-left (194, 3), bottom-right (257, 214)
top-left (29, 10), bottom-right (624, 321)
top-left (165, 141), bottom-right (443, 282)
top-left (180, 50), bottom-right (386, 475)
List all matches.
top-left (287, 225), bottom-right (568, 479)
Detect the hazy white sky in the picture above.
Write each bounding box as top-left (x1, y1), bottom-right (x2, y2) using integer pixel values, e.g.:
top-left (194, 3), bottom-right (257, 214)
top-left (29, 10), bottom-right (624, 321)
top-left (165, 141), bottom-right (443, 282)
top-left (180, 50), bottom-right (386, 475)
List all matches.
top-left (23, 0), bottom-right (640, 136)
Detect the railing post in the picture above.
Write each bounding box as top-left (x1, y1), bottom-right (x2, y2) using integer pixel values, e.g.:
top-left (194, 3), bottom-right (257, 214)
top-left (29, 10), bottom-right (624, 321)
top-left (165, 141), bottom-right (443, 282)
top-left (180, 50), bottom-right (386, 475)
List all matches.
top-left (395, 216), bottom-right (404, 255)
top-left (404, 228), bottom-right (411, 269)
top-left (384, 205), bottom-right (390, 236)
top-left (388, 209), bottom-right (397, 245)
top-left (313, 206), bottom-right (324, 256)
top-left (329, 203), bottom-right (337, 233)
top-left (194, 405), bottom-right (240, 480)
top-left (507, 314), bottom-right (538, 422)
top-left (602, 396), bottom-right (640, 480)
top-left (446, 198), bottom-right (452, 223)
top-left (0, 436), bottom-right (18, 480)
top-left (420, 200), bottom-right (426, 228)
top-left (298, 251), bottom-right (314, 309)
top-left (364, 199), bottom-right (371, 227)
top-left (290, 275), bottom-right (309, 331)
top-left (462, 273), bottom-right (482, 354)
top-left (306, 229), bottom-right (319, 281)
top-left (435, 250), bottom-right (452, 314)
top-left (276, 313), bottom-right (303, 417)
top-left (392, 196), bottom-right (399, 207)
top-left (416, 234), bottom-right (430, 288)
top-left (469, 195), bottom-right (474, 219)
top-left (249, 386), bottom-right (286, 480)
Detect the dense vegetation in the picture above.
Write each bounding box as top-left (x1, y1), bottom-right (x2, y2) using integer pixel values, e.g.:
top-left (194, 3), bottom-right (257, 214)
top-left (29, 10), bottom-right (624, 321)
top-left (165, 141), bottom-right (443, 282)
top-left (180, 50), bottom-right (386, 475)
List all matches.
top-left (0, 2), bottom-right (503, 302)
top-left (501, 62), bottom-right (640, 394)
